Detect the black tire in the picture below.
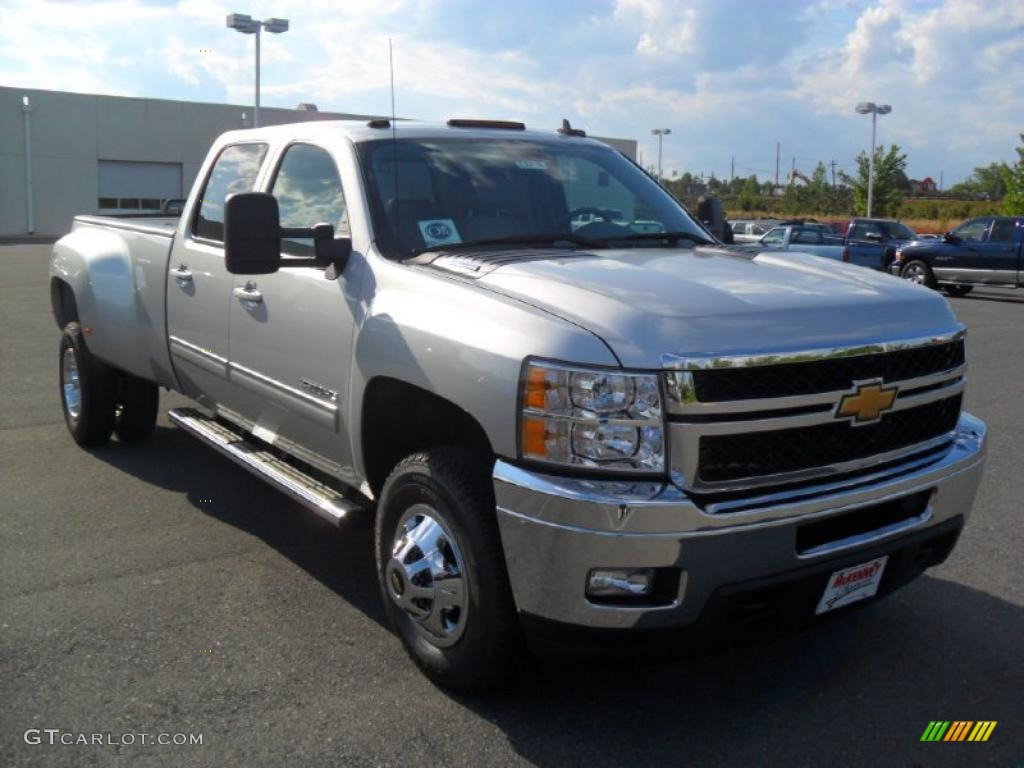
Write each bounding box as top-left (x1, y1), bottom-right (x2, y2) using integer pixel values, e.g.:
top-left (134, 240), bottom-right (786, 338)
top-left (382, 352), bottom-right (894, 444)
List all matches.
top-left (900, 259), bottom-right (937, 289)
top-left (115, 375), bottom-right (159, 443)
top-left (59, 322), bottom-right (117, 447)
top-left (943, 284), bottom-right (974, 298)
top-left (375, 447), bottom-right (521, 693)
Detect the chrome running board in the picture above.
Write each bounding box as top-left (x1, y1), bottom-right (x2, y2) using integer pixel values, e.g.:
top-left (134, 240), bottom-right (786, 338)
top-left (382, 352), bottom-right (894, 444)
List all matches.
top-left (168, 407), bottom-right (364, 525)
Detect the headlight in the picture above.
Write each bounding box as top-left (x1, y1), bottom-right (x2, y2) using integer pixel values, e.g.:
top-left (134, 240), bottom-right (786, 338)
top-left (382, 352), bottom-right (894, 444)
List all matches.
top-left (519, 361), bottom-right (664, 473)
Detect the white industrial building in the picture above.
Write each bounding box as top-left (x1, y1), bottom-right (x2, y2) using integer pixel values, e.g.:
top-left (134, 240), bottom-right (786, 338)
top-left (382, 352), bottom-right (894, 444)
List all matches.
top-left (0, 86), bottom-right (637, 238)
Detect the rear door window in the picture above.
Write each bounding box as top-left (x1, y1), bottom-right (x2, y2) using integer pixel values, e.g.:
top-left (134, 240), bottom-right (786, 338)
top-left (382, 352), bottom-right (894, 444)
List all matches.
top-left (193, 143), bottom-right (269, 242)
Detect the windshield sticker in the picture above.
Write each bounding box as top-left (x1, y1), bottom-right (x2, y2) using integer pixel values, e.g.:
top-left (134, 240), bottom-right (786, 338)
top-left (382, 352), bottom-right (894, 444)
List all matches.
top-left (418, 219), bottom-right (462, 248)
top-left (514, 160), bottom-right (548, 170)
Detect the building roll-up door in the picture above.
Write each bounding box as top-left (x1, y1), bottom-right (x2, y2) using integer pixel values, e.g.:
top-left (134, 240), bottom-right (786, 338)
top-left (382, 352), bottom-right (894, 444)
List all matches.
top-left (98, 160), bottom-right (183, 212)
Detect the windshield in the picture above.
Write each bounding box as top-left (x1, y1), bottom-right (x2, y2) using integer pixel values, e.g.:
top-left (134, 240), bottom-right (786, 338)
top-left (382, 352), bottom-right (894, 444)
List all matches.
top-left (882, 221), bottom-right (916, 240)
top-left (357, 138), bottom-right (707, 258)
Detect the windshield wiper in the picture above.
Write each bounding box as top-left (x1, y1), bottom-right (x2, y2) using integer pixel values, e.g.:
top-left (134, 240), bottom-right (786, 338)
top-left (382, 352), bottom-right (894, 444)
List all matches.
top-left (412, 233), bottom-right (605, 255)
top-left (596, 231), bottom-right (714, 246)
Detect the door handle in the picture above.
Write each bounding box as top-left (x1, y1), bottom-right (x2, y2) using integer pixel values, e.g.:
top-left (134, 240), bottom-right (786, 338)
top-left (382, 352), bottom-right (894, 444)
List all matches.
top-left (233, 284), bottom-right (263, 303)
top-left (171, 264), bottom-right (193, 281)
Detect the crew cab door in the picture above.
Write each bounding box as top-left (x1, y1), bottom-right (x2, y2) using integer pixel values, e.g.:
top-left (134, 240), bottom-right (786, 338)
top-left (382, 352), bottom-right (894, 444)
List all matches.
top-left (932, 217), bottom-right (990, 283)
top-left (975, 218), bottom-right (1021, 285)
top-left (225, 142), bottom-right (358, 480)
top-left (167, 142), bottom-right (269, 407)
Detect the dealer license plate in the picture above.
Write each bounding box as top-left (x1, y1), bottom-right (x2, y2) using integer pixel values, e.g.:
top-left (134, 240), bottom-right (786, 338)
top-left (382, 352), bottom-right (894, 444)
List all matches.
top-left (815, 556), bottom-right (888, 615)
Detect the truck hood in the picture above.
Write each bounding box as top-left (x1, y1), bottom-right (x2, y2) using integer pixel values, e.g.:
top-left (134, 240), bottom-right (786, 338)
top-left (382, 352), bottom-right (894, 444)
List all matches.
top-left (472, 246), bottom-right (961, 368)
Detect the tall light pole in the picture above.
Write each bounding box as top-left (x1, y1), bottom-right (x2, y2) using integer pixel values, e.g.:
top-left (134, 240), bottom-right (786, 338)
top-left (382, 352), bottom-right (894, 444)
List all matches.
top-left (651, 128), bottom-right (671, 180)
top-left (227, 13), bottom-right (289, 128)
top-left (855, 102), bottom-right (891, 217)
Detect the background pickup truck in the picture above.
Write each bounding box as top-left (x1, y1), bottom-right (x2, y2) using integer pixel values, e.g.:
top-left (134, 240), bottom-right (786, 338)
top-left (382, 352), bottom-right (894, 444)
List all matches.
top-left (739, 224), bottom-right (845, 260)
top-left (891, 216), bottom-right (1024, 296)
top-left (50, 119), bottom-right (987, 692)
top-left (843, 217), bottom-right (918, 270)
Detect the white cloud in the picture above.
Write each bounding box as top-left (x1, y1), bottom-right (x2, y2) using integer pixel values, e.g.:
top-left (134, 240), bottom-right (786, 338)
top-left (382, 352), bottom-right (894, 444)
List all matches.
top-left (795, 0), bottom-right (1024, 158)
top-left (0, 0), bottom-right (1020, 182)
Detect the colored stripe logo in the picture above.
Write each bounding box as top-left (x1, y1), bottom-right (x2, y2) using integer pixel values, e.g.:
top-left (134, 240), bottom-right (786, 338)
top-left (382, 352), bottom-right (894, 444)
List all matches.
top-left (921, 721), bottom-right (997, 742)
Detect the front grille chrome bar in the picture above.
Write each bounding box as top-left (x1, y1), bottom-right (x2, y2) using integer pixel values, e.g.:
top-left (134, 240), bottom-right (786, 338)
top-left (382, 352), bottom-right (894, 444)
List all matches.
top-left (660, 325), bottom-right (966, 371)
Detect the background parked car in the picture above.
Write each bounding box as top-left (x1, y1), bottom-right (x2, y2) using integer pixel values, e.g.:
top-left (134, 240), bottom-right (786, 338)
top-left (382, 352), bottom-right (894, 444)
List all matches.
top-left (843, 217), bottom-right (918, 270)
top-left (730, 219), bottom-right (780, 243)
top-left (891, 216), bottom-right (1024, 296)
top-left (737, 224), bottom-right (846, 260)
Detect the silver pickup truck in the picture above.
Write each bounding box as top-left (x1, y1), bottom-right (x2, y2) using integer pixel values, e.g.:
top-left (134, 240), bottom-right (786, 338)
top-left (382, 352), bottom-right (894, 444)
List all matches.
top-left (50, 119), bottom-right (987, 691)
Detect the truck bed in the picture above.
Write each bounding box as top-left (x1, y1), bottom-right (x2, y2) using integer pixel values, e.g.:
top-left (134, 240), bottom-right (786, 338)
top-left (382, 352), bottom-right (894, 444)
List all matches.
top-left (73, 213), bottom-right (179, 238)
top-left (52, 214), bottom-right (181, 388)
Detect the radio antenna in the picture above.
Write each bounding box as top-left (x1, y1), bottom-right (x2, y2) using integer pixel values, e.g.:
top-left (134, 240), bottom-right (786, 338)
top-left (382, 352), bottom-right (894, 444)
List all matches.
top-left (389, 37), bottom-right (399, 238)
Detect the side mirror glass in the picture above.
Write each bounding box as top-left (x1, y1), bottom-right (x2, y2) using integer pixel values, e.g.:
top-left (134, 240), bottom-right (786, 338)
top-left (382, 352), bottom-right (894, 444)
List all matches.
top-left (225, 192), bottom-right (282, 275)
top-left (943, 231), bottom-right (958, 243)
top-left (864, 231), bottom-right (882, 241)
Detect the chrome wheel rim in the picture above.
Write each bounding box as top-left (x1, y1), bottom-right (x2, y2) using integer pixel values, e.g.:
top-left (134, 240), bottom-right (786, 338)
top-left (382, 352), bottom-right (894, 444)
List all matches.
top-left (62, 347), bottom-right (82, 423)
top-left (904, 264), bottom-right (926, 284)
top-left (385, 503), bottom-right (468, 648)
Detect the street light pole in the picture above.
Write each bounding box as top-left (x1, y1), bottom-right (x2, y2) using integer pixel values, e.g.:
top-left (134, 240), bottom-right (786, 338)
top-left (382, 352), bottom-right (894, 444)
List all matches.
top-left (651, 128), bottom-right (671, 180)
top-left (227, 13), bottom-right (289, 128)
top-left (254, 22), bottom-right (260, 127)
top-left (855, 102), bottom-right (892, 218)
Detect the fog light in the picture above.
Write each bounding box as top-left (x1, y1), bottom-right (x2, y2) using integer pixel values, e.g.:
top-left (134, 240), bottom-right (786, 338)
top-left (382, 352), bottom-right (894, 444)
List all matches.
top-left (587, 568), bottom-right (655, 598)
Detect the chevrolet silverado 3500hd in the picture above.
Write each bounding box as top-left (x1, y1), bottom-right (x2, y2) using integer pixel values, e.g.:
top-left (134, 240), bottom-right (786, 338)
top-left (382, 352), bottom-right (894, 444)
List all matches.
top-left (50, 119), bottom-right (987, 691)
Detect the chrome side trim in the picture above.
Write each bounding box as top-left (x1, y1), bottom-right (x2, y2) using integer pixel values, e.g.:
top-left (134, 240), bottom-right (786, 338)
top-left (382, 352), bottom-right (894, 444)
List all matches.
top-left (227, 361), bottom-right (339, 414)
top-left (660, 325), bottom-right (965, 370)
top-left (169, 334), bottom-right (228, 365)
top-left (168, 407), bottom-right (362, 524)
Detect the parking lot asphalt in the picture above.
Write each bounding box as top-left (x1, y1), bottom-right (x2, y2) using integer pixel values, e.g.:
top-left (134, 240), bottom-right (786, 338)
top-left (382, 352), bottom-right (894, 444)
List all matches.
top-left (1, 243), bottom-right (1022, 768)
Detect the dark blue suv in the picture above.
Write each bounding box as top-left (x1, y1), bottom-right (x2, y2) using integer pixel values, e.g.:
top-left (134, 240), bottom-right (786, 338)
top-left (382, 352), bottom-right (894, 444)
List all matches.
top-left (891, 216), bottom-right (1024, 296)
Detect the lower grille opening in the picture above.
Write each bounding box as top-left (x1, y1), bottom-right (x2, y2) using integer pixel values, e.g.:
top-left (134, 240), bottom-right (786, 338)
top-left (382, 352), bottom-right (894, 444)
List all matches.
top-left (796, 490), bottom-right (932, 556)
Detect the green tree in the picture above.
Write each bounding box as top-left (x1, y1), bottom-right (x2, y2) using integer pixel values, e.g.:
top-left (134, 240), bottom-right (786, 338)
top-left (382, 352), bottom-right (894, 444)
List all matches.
top-left (1000, 134), bottom-right (1024, 215)
top-left (951, 162), bottom-right (1008, 200)
top-left (842, 144), bottom-right (907, 217)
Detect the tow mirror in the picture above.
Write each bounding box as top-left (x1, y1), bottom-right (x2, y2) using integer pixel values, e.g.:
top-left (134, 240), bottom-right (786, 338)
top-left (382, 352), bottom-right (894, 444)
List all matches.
top-left (864, 231), bottom-right (882, 241)
top-left (225, 192), bottom-right (284, 275)
top-left (224, 192), bottom-right (351, 278)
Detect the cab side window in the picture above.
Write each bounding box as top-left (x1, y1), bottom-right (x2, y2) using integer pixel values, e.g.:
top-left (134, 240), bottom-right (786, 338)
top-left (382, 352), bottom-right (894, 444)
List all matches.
top-left (954, 218), bottom-right (990, 243)
top-left (792, 229), bottom-right (822, 244)
top-left (988, 219), bottom-right (1017, 243)
top-left (270, 144), bottom-right (348, 255)
top-left (761, 227), bottom-right (785, 245)
top-left (193, 143), bottom-right (268, 242)
top-left (850, 221), bottom-right (884, 240)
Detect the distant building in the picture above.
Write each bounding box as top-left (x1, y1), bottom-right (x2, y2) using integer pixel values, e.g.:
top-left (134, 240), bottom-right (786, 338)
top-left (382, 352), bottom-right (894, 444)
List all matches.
top-left (1, 86), bottom-right (636, 237)
top-left (910, 176), bottom-right (938, 195)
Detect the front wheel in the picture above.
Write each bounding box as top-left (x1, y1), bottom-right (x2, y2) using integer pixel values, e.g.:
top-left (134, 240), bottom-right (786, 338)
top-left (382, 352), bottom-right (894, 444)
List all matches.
top-left (900, 259), bottom-right (937, 289)
top-left (943, 284), bottom-right (974, 298)
top-left (375, 447), bottom-right (521, 692)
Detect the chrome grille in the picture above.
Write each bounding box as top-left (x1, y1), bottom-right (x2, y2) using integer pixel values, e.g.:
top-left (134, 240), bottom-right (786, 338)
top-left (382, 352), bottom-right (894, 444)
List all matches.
top-left (663, 329), bottom-right (966, 493)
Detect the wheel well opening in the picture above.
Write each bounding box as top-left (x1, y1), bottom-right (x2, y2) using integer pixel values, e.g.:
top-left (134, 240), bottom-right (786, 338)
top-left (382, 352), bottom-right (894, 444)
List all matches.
top-left (361, 377), bottom-right (494, 497)
top-left (50, 279), bottom-right (78, 329)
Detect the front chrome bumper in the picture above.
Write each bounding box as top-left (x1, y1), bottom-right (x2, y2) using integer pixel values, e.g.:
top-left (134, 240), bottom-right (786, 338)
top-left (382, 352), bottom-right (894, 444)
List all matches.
top-left (494, 413), bottom-right (987, 629)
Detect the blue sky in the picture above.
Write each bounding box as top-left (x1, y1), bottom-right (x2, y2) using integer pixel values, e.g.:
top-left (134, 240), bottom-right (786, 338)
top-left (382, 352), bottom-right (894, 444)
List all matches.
top-left (1, 0), bottom-right (1021, 184)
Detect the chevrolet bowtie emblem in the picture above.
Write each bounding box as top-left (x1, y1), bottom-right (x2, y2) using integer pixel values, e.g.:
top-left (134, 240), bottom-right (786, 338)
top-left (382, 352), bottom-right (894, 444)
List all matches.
top-left (836, 380), bottom-right (899, 425)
